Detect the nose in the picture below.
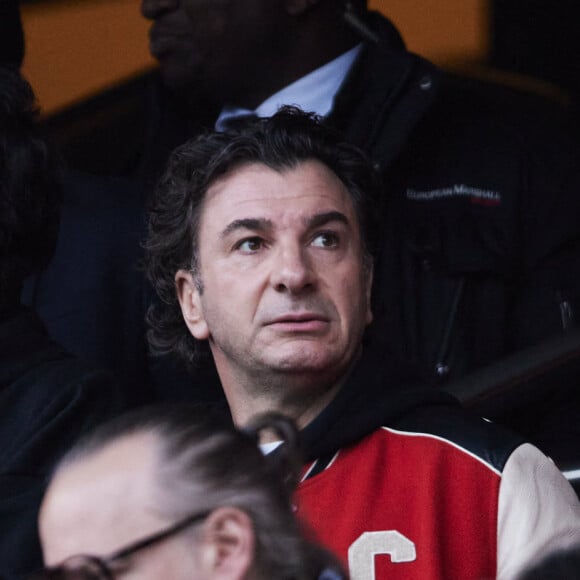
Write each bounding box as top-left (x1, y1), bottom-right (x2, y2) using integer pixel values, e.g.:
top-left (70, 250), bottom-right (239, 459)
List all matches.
top-left (270, 244), bottom-right (316, 295)
top-left (141, 0), bottom-right (178, 20)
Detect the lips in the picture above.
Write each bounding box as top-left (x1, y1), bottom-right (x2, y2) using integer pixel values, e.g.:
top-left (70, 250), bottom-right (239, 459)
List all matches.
top-left (149, 25), bottom-right (191, 58)
top-left (266, 313), bottom-right (330, 333)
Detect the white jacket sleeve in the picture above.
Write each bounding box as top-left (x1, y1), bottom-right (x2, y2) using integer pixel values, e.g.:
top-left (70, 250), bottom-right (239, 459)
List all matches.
top-left (497, 443), bottom-right (580, 579)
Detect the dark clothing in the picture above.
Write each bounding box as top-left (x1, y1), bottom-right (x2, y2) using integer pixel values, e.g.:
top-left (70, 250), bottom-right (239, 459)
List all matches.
top-left (22, 170), bottom-right (155, 402)
top-left (299, 346), bottom-right (521, 464)
top-left (0, 306), bottom-right (129, 579)
top-left (22, 168), bottom-right (223, 405)
top-left (332, 12), bottom-right (580, 384)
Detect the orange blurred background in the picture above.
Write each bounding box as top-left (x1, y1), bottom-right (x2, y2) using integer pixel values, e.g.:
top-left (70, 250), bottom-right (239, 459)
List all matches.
top-left (21, 0), bottom-right (489, 115)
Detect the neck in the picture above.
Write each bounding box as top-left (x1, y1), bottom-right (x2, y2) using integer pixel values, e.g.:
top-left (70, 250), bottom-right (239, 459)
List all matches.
top-left (225, 8), bottom-right (360, 110)
top-left (219, 368), bottom-right (346, 431)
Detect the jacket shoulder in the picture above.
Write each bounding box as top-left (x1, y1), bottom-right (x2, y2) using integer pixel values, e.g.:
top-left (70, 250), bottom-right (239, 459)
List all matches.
top-left (391, 405), bottom-right (526, 473)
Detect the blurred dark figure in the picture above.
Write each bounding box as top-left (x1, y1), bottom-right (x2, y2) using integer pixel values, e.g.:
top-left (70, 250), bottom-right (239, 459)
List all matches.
top-left (516, 545), bottom-right (580, 580)
top-left (3, 0), bottom-right (197, 404)
top-left (0, 67), bottom-right (129, 580)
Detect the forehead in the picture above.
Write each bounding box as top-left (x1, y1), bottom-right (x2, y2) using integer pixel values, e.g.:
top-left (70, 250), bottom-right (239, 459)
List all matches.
top-left (200, 160), bottom-right (358, 231)
top-left (40, 433), bottom-right (163, 563)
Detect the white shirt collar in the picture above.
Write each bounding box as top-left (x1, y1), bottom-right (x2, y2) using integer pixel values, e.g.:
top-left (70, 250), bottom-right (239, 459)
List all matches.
top-left (215, 44), bottom-right (362, 131)
top-left (260, 440), bottom-right (283, 455)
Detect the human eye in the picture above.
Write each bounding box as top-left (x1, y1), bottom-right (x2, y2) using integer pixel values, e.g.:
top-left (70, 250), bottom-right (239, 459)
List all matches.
top-left (311, 231), bottom-right (340, 249)
top-left (235, 237), bottom-right (264, 253)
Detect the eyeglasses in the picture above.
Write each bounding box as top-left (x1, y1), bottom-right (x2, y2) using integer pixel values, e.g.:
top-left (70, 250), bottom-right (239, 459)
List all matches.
top-left (31, 510), bottom-right (211, 580)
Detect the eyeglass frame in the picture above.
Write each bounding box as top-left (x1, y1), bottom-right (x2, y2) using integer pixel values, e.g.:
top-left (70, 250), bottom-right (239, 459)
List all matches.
top-left (32, 509), bottom-right (212, 579)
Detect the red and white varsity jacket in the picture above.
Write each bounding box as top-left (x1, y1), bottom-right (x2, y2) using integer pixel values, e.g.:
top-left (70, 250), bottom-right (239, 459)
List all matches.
top-left (297, 426), bottom-right (580, 580)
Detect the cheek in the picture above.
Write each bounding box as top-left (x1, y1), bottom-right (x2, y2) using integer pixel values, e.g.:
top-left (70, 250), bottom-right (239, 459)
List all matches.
top-left (138, 540), bottom-right (203, 580)
top-left (340, 269), bottom-right (373, 327)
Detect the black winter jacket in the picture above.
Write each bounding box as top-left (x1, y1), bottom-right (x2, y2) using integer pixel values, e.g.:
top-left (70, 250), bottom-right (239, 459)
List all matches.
top-left (331, 12), bottom-right (580, 384)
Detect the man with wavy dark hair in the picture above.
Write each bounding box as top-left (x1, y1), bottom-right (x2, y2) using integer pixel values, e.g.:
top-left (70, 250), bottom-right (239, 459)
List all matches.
top-left (146, 109), bottom-right (380, 367)
top-left (0, 67), bottom-right (128, 579)
top-left (145, 108), bottom-right (580, 580)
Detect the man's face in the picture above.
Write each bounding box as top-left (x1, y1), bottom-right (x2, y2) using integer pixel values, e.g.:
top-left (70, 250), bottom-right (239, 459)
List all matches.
top-left (39, 434), bottom-right (205, 579)
top-left (177, 160), bottom-right (373, 395)
top-left (141, 0), bottom-right (288, 103)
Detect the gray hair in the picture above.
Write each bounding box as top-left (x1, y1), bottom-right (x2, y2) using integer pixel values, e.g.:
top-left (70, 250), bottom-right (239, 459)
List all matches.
top-left (54, 404), bottom-right (342, 580)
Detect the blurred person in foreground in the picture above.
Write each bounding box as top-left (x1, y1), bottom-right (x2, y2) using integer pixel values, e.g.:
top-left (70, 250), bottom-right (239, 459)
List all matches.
top-left (144, 108), bottom-right (580, 580)
top-left (36, 406), bottom-right (345, 580)
top-left (0, 67), bottom-right (129, 579)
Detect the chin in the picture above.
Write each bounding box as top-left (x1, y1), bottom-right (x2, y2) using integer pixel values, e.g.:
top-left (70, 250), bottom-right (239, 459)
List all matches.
top-left (156, 59), bottom-right (201, 94)
top-left (271, 350), bottom-right (345, 376)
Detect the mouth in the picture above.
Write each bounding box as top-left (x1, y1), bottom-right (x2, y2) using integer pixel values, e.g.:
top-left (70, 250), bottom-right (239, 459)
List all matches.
top-left (149, 25), bottom-right (191, 58)
top-left (266, 313), bottom-right (330, 333)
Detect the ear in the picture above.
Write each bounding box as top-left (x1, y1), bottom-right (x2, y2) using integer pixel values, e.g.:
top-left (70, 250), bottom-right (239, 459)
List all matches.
top-left (199, 507), bottom-right (255, 580)
top-left (284, 0), bottom-right (321, 16)
top-left (175, 269), bottom-right (209, 340)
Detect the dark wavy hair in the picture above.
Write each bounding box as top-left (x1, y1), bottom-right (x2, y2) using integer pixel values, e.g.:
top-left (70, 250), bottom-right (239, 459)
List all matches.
top-left (145, 106), bottom-right (381, 366)
top-left (0, 67), bottom-right (61, 307)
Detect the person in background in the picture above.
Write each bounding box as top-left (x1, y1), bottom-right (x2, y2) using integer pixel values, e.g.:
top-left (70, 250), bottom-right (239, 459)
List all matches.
top-left (0, 66), bottom-right (129, 579)
top-left (36, 405), bottom-right (345, 580)
top-left (137, 0), bottom-right (580, 386)
top-left (144, 108), bottom-right (580, 580)
top-left (3, 0), bottom-right (213, 404)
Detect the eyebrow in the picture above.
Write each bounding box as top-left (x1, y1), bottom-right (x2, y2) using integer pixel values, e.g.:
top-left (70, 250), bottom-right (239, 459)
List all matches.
top-left (221, 218), bottom-right (273, 239)
top-left (221, 211), bottom-right (350, 239)
top-left (307, 211), bottom-right (349, 230)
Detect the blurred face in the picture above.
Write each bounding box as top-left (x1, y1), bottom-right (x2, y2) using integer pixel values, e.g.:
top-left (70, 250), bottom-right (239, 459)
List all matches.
top-left (39, 434), bottom-right (208, 580)
top-left (177, 161), bottom-right (373, 400)
top-left (141, 0), bottom-right (289, 105)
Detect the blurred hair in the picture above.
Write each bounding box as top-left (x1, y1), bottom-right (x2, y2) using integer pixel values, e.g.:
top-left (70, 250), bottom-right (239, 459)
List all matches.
top-left (145, 106), bottom-right (381, 366)
top-left (55, 404), bottom-right (344, 580)
top-left (0, 67), bottom-right (61, 307)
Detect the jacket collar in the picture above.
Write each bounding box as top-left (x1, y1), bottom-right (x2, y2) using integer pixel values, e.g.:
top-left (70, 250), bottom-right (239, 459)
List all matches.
top-left (328, 11), bottom-right (441, 170)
